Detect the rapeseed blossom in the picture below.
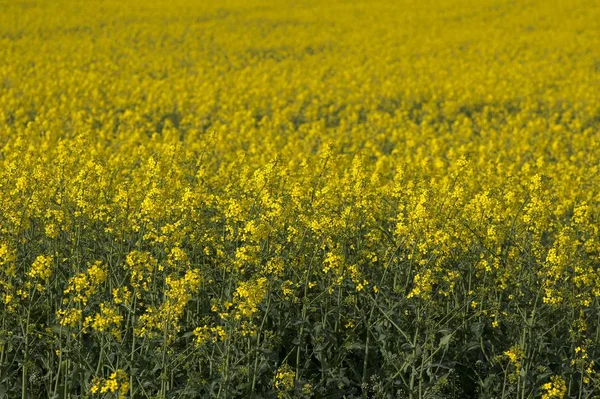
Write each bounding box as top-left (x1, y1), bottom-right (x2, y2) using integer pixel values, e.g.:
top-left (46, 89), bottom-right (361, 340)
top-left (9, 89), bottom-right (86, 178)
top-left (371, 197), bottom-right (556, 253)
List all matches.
top-left (1, 0), bottom-right (599, 397)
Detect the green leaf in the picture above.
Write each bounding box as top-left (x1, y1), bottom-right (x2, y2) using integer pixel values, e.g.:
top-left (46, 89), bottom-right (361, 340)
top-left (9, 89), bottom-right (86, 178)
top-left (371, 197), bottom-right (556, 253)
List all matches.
top-left (439, 333), bottom-right (452, 347)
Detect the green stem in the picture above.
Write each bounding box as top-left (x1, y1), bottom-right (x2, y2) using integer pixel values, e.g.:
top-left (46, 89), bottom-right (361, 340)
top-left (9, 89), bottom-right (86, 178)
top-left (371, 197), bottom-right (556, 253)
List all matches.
top-left (252, 295), bottom-right (271, 391)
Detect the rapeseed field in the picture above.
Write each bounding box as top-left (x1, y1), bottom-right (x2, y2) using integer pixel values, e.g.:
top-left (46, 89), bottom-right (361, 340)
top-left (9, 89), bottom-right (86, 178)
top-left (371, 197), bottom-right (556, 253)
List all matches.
top-left (1, 0), bottom-right (600, 397)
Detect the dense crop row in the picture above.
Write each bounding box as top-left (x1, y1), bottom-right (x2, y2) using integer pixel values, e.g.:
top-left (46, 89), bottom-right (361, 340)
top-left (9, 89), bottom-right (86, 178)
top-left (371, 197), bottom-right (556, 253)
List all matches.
top-left (1, 0), bottom-right (600, 397)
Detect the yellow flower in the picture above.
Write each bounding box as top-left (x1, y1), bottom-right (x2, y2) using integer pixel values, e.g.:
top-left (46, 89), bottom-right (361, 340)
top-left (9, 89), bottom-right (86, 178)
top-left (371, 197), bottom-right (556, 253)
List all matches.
top-left (541, 376), bottom-right (567, 399)
top-left (91, 369), bottom-right (128, 398)
top-left (504, 345), bottom-right (524, 373)
top-left (274, 364), bottom-right (295, 396)
top-left (57, 308), bottom-right (83, 328)
top-left (85, 303), bottom-right (123, 333)
top-left (28, 255), bottom-right (54, 283)
top-left (234, 277), bottom-right (268, 319)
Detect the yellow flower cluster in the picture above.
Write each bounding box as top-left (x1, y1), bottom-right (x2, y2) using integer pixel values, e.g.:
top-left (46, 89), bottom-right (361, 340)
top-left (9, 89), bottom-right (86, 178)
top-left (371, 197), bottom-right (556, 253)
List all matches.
top-left (136, 269), bottom-right (201, 341)
top-left (56, 308), bottom-right (83, 328)
top-left (27, 255), bottom-right (54, 287)
top-left (193, 325), bottom-right (227, 347)
top-left (1, 0), bottom-right (600, 396)
top-left (125, 251), bottom-right (158, 294)
top-left (233, 277), bottom-right (268, 320)
top-left (85, 303), bottom-right (123, 336)
top-left (0, 244), bottom-right (17, 312)
top-left (63, 261), bottom-right (107, 305)
top-left (504, 345), bottom-right (524, 374)
top-left (274, 364), bottom-right (296, 397)
top-left (541, 376), bottom-right (567, 399)
top-left (572, 346), bottom-right (596, 385)
top-left (91, 369), bottom-right (129, 399)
